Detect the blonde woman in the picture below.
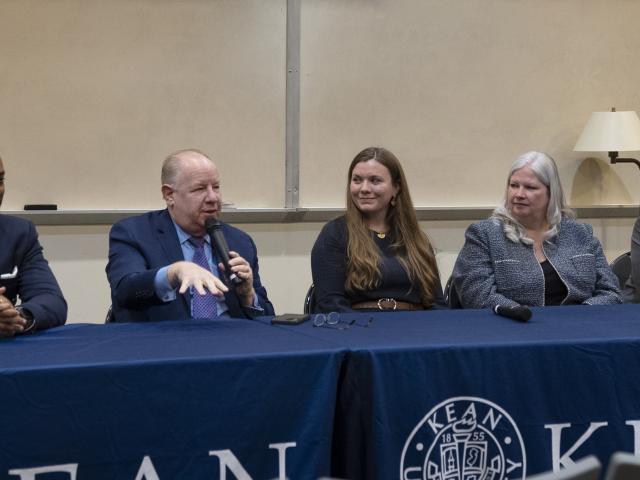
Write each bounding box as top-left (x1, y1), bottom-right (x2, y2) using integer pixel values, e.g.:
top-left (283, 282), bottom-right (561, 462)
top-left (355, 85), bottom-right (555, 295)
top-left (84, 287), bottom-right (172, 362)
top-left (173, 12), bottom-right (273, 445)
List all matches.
top-left (453, 151), bottom-right (621, 309)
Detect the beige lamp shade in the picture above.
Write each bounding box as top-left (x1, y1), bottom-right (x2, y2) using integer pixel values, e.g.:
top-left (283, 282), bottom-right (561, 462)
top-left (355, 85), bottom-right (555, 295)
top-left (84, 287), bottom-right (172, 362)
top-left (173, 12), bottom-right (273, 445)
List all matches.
top-left (574, 111), bottom-right (640, 152)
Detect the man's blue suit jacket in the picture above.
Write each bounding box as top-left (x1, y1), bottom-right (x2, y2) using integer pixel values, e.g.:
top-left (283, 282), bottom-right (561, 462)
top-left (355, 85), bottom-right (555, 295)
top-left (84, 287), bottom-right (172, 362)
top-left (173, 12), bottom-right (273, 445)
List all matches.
top-left (106, 209), bottom-right (275, 322)
top-left (0, 214), bottom-right (67, 330)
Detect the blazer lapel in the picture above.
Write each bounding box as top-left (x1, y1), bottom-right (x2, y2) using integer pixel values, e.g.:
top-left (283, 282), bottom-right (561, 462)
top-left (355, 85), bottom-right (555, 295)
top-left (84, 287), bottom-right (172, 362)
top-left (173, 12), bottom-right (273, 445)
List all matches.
top-left (154, 210), bottom-right (184, 264)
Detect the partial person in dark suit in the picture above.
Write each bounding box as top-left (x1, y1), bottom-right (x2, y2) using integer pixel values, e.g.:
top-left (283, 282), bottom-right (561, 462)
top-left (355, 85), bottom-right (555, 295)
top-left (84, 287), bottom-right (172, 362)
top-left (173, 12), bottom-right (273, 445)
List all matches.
top-left (106, 149), bottom-right (274, 322)
top-left (0, 155), bottom-right (67, 336)
top-left (622, 217), bottom-right (640, 303)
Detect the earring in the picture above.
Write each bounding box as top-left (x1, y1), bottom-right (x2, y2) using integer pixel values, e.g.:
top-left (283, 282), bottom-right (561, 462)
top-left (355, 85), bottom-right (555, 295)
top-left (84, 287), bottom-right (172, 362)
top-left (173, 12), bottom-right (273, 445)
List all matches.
top-left (390, 196), bottom-right (397, 207)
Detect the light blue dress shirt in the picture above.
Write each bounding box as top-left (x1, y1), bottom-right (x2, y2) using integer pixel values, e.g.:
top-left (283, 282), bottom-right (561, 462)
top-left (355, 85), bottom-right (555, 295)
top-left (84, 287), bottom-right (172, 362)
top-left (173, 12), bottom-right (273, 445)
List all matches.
top-left (153, 221), bottom-right (230, 317)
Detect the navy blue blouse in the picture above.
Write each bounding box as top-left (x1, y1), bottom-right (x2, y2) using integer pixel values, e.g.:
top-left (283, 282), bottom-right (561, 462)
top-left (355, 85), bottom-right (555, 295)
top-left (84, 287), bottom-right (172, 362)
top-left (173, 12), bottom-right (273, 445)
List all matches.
top-left (310, 216), bottom-right (445, 313)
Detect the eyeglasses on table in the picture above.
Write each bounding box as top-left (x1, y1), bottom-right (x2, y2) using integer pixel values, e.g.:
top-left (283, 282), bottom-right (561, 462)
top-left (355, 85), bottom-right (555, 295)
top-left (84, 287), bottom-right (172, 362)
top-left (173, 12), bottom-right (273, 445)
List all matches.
top-left (312, 312), bottom-right (373, 330)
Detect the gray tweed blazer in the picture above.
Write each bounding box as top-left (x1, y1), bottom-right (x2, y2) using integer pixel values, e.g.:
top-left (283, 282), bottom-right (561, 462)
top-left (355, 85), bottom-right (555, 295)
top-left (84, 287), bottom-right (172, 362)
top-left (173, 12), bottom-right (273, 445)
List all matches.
top-left (452, 217), bottom-right (621, 309)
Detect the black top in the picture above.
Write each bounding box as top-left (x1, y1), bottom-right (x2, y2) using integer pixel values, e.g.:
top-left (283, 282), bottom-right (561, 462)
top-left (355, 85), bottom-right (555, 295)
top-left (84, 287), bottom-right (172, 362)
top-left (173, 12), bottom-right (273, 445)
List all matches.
top-left (310, 216), bottom-right (446, 313)
top-left (541, 260), bottom-right (567, 306)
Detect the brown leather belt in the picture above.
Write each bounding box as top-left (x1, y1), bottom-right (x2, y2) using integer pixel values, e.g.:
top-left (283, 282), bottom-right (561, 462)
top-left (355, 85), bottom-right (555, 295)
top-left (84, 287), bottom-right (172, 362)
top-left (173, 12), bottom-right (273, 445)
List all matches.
top-left (351, 298), bottom-right (422, 311)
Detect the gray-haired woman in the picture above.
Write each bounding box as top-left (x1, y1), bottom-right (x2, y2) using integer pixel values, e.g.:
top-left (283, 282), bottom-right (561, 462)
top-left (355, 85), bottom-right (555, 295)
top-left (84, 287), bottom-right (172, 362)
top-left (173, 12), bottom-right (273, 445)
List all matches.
top-left (453, 151), bottom-right (621, 309)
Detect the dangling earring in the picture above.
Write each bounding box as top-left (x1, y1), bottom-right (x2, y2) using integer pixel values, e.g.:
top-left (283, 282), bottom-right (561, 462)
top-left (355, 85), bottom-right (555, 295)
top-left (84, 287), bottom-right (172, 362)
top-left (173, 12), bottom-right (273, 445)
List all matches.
top-left (390, 196), bottom-right (397, 207)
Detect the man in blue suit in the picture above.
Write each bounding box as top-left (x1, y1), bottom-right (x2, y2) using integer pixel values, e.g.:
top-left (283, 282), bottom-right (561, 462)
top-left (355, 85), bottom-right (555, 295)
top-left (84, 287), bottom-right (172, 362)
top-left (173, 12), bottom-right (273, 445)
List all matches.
top-left (106, 149), bottom-right (274, 322)
top-left (0, 156), bottom-right (67, 336)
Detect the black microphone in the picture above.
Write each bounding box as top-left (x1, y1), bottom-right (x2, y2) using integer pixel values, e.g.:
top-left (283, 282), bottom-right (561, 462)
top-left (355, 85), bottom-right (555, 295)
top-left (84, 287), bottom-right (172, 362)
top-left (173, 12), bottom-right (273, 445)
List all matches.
top-left (205, 218), bottom-right (243, 286)
top-left (493, 305), bottom-right (532, 322)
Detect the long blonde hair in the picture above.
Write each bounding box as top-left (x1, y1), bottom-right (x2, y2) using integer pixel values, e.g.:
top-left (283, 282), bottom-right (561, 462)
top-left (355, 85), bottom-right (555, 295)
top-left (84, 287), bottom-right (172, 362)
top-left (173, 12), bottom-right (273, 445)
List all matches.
top-left (345, 147), bottom-right (440, 306)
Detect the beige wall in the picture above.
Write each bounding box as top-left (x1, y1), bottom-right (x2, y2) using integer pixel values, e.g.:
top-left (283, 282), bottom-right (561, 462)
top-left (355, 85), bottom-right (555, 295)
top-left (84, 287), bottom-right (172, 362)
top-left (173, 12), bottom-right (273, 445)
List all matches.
top-left (4, 0), bottom-right (640, 322)
top-left (2, 1), bottom-right (640, 211)
top-left (299, 0), bottom-right (640, 208)
top-left (39, 218), bottom-right (635, 324)
top-left (0, 0), bottom-right (286, 211)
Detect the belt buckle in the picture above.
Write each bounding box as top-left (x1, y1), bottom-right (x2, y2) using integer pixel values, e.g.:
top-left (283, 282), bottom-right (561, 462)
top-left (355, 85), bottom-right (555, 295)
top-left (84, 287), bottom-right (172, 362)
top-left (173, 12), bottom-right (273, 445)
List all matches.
top-left (377, 298), bottom-right (397, 310)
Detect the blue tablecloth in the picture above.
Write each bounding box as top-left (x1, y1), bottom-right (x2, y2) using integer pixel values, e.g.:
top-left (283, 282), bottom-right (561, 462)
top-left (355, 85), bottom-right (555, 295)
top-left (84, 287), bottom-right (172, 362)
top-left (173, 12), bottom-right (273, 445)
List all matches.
top-left (2, 305), bottom-right (640, 479)
top-left (267, 304), bottom-right (640, 479)
top-left (0, 319), bottom-right (346, 479)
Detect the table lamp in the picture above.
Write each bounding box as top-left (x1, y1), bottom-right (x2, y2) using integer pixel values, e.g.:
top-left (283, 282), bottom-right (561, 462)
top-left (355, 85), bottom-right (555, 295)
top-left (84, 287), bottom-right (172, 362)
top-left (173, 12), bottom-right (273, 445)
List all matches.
top-left (574, 108), bottom-right (640, 170)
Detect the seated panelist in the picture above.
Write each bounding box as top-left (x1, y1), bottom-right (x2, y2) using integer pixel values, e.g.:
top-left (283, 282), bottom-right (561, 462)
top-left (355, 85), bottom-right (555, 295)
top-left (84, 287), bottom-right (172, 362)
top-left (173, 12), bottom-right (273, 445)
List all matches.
top-left (622, 217), bottom-right (640, 303)
top-left (311, 147), bottom-right (445, 313)
top-left (0, 155), bottom-right (67, 336)
top-left (106, 149), bottom-right (274, 322)
top-left (453, 151), bottom-right (621, 309)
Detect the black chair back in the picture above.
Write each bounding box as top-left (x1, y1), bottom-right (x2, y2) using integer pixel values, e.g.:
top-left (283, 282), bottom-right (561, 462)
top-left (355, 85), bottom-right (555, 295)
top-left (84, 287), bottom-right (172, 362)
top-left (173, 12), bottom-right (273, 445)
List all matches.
top-left (610, 251), bottom-right (631, 289)
top-left (444, 276), bottom-right (462, 309)
top-left (303, 284), bottom-right (316, 314)
top-left (105, 305), bottom-right (115, 323)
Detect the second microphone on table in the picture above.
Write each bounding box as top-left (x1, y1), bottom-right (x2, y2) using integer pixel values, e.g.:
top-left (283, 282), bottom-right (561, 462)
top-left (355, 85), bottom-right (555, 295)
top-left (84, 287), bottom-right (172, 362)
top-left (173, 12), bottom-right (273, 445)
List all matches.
top-left (493, 305), bottom-right (532, 322)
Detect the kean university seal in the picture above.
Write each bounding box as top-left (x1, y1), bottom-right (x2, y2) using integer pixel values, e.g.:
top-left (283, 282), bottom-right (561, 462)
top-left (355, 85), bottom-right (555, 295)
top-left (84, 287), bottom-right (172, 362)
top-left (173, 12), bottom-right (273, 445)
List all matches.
top-left (400, 396), bottom-right (526, 480)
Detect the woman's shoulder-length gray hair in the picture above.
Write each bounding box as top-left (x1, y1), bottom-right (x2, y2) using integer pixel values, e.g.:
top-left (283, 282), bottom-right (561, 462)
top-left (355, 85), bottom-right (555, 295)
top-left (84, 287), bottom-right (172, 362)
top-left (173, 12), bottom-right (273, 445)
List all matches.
top-left (492, 150), bottom-right (574, 244)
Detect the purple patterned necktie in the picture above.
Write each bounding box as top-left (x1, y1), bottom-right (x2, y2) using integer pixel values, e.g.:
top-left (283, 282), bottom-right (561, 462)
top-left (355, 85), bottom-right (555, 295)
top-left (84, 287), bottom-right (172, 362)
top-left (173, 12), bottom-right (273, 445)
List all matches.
top-left (188, 237), bottom-right (218, 319)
